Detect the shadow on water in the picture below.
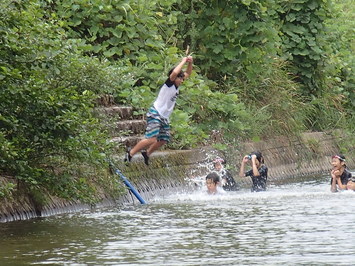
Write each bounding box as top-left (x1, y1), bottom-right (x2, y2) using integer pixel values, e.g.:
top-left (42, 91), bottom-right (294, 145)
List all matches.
top-left (0, 172), bottom-right (354, 266)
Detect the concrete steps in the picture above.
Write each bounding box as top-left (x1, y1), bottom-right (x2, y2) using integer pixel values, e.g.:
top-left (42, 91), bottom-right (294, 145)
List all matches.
top-left (110, 135), bottom-right (145, 149)
top-left (95, 100), bottom-right (146, 150)
top-left (96, 106), bottom-right (145, 120)
top-left (111, 120), bottom-right (147, 135)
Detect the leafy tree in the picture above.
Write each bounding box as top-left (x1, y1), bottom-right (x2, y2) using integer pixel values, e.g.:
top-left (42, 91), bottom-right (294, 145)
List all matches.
top-left (1, 0), bottom-right (354, 204)
top-left (0, 0), bottom-right (120, 202)
top-left (42, 0), bottom-right (179, 60)
top-left (177, 0), bottom-right (279, 82)
top-left (276, 0), bottom-right (333, 96)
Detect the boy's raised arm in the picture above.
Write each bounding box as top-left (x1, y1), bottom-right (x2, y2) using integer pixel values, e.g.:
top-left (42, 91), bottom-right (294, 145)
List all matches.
top-left (169, 56), bottom-right (193, 81)
top-left (185, 56), bottom-right (193, 79)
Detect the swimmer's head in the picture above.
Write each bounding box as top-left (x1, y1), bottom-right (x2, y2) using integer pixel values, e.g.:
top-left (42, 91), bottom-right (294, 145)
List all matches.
top-left (213, 157), bottom-right (225, 170)
top-left (331, 154), bottom-right (346, 169)
top-left (206, 172), bottom-right (220, 194)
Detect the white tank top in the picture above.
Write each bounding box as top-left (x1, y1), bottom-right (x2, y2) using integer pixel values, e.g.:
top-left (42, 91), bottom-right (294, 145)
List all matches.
top-left (153, 79), bottom-right (179, 119)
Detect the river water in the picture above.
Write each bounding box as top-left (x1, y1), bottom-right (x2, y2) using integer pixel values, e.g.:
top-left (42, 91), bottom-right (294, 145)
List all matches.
top-left (1, 174), bottom-right (354, 266)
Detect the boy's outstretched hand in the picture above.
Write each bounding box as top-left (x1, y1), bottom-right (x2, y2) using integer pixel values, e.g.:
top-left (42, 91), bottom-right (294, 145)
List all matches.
top-left (186, 56), bottom-right (193, 63)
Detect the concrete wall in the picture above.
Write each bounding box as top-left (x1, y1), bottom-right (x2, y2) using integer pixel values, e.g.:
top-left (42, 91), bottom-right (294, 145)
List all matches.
top-left (232, 132), bottom-right (354, 186)
top-left (1, 132), bottom-right (353, 222)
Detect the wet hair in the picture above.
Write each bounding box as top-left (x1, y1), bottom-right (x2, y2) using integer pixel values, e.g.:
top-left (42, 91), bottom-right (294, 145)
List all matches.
top-left (213, 157), bottom-right (225, 165)
top-left (168, 67), bottom-right (184, 78)
top-left (206, 172), bottom-right (220, 184)
top-left (332, 154), bottom-right (346, 161)
top-left (250, 151), bottom-right (264, 164)
top-left (332, 154), bottom-right (347, 167)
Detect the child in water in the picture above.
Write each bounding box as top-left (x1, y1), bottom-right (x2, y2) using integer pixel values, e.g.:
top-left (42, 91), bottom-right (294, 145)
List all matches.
top-left (213, 157), bottom-right (239, 191)
top-left (239, 151), bottom-right (268, 192)
top-left (347, 177), bottom-right (355, 191)
top-left (205, 172), bottom-right (221, 195)
top-left (330, 154), bottom-right (353, 192)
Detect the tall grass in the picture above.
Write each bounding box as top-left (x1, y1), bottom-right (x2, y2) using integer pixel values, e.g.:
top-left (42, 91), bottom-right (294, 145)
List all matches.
top-left (227, 59), bottom-right (309, 139)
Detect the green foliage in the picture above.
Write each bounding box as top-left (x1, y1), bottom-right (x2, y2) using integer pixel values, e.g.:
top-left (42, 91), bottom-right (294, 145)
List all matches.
top-left (323, 0), bottom-right (355, 117)
top-left (0, 0), bottom-right (354, 206)
top-left (169, 109), bottom-right (208, 149)
top-left (0, 0), bottom-right (117, 203)
top-left (276, 0), bottom-right (332, 95)
top-left (300, 0), bottom-right (355, 134)
top-left (305, 138), bottom-right (321, 155)
top-left (116, 47), bottom-right (184, 108)
top-left (176, 76), bottom-right (252, 143)
top-left (44, 0), bottom-right (179, 60)
top-left (0, 181), bottom-right (16, 199)
top-left (177, 0), bottom-right (279, 81)
top-left (333, 130), bottom-right (355, 158)
top-left (43, 157), bottom-right (123, 204)
top-left (230, 59), bottom-right (309, 137)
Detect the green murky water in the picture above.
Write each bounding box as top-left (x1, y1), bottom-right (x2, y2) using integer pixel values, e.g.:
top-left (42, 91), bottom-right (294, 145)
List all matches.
top-left (1, 174), bottom-right (354, 265)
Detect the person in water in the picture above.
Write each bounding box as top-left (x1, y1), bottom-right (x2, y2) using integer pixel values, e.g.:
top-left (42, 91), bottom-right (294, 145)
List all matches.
top-left (205, 172), bottom-right (221, 195)
top-left (346, 176), bottom-right (355, 191)
top-left (239, 151), bottom-right (268, 192)
top-left (330, 154), bottom-right (352, 192)
top-left (213, 157), bottom-right (239, 191)
top-left (124, 55), bottom-right (193, 165)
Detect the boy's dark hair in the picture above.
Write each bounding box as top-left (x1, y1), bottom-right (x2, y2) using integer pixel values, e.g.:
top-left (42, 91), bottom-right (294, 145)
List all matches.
top-left (251, 151), bottom-right (264, 164)
top-left (206, 172), bottom-right (220, 184)
top-left (168, 67), bottom-right (184, 78)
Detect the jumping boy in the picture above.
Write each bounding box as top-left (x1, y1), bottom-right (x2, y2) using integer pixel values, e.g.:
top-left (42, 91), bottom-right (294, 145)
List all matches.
top-left (124, 56), bottom-right (193, 165)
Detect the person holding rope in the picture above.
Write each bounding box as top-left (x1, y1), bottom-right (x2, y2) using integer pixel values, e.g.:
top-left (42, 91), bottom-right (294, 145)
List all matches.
top-left (124, 55), bottom-right (193, 165)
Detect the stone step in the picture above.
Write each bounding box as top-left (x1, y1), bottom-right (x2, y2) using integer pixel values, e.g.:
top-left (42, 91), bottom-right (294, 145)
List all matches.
top-left (110, 135), bottom-right (145, 149)
top-left (109, 120), bottom-right (147, 135)
top-left (96, 106), bottom-right (145, 120)
top-left (95, 94), bottom-right (115, 107)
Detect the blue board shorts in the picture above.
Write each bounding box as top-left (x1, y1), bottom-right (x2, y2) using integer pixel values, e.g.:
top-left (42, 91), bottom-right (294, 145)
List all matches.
top-left (145, 107), bottom-right (171, 142)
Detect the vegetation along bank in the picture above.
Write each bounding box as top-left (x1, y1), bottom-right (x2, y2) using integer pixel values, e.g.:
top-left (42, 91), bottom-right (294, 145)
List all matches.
top-left (0, 0), bottom-right (354, 220)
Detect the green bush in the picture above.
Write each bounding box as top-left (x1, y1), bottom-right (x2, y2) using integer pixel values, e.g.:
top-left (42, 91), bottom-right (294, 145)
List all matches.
top-left (1, 0), bottom-right (354, 205)
top-left (0, 0), bottom-right (118, 203)
top-left (45, 0), bottom-right (179, 60)
top-left (177, 0), bottom-right (279, 81)
top-left (0, 181), bottom-right (16, 199)
top-left (304, 0), bottom-right (355, 133)
top-left (276, 0), bottom-right (332, 95)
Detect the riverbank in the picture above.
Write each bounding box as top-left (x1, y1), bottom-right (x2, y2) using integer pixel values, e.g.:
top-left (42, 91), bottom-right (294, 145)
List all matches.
top-left (1, 131), bottom-right (353, 222)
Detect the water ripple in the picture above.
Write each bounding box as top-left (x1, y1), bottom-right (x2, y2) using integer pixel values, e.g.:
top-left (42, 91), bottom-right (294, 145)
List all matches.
top-left (0, 175), bottom-right (354, 265)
